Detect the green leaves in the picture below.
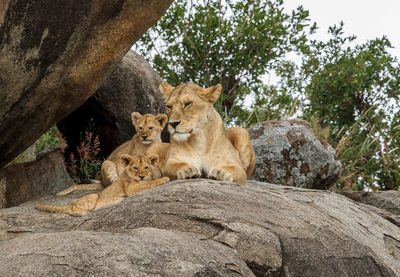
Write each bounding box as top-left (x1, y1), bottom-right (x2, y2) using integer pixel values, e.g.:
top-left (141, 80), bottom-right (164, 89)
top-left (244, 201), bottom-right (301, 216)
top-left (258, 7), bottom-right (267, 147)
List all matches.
top-left (297, 24), bottom-right (400, 190)
top-left (135, 0), bottom-right (313, 122)
top-left (135, 1), bottom-right (400, 190)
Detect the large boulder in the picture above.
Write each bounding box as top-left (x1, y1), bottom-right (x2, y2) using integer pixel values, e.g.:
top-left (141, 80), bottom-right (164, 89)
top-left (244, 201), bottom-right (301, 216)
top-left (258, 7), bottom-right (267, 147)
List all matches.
top-left (0, 148), bottom-right (73, 208)
top-left (58, 50), bottom-right (167, 158)
top-left (0, 229), bottom-right (253, 276)
top-left (0, 0), bottom-right (174, 168)
top-left (249, 119), bottom-right (342, 189)
top-left (0, 179), bottom-right (399, 276)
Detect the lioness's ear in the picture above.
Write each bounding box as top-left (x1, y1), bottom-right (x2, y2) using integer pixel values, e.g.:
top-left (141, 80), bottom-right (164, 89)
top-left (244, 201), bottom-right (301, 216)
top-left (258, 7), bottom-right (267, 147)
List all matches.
top-left (155, 114), bottom-right (168, 129)
top-left (148, 154), bottom-right (159, 166)
top-left (202, 84), bottom-right (222, 104)
top-left (159, 82), bottom-right (175, 100)
top-left (120, 154), bottom-right (133, 166)
top-left (131, 112), bottom-right (142, 129)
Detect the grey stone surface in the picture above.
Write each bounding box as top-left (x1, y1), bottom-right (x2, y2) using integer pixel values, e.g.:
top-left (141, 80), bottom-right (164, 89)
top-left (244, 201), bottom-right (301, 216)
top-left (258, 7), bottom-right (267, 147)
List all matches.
top-left (341, 189), bottom-right (400, 215)
top-left (0, 149), bottom-right (73, 208)
top-left (0, 229), bottom-right (253, 277)
top-left (58, 50), bottom-right (167, 158)
top-left (0, 179), bottom-right (399, 276)
top-left (249, 119), bottom-right (342, 189)
top-left (0, 0), bottom-right (173, 168)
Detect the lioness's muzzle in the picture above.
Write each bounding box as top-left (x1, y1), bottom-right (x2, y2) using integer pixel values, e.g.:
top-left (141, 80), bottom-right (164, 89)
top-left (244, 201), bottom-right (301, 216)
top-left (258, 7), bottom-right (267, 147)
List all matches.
top-left (168, 121), bottom-right (181, 129)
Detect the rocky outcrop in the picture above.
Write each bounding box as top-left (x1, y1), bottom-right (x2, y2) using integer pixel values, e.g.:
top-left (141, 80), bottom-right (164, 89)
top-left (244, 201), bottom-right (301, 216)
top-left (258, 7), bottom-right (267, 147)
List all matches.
top-left (0, 149), bottom-right (73, 208)
top-left (58, 50), bottom-right (167, 158)
top-left (0, 179), bottom-right (399, 276)
top-left (0, 0), bottom-right (174, 168)
top-left (249, 119), bottom-right (341, 189)
top-left (341, 190), bottom-right (400, 215)
top-left (0, 178), bottom-right (5, 209)
top-left (0, 229), bottom-right (254, 276)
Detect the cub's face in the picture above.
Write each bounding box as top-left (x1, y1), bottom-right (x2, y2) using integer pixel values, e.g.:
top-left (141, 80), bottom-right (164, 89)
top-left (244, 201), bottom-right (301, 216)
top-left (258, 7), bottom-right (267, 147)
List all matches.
top-left (120, 154), bottom-right (159, 182)
top-left (131, 113), bottom-right (167, 145)
top-left (159, 83), bottom-right (222, 142)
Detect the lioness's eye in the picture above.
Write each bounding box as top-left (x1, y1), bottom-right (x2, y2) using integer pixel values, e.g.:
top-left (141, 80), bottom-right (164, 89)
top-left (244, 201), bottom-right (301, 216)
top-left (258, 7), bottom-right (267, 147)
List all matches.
top-left (138, 127), bottom-right (143, 130)
top-left (166, 105), bottom-right (172, 110)
top-left (184, 102), bottom-right (192, 108)
top-left (148, 127), bottom-right (153, 130)
top-left (133, 167), bottom-right (138, 170)
top-left (144, 166), bottom-right (149, 170)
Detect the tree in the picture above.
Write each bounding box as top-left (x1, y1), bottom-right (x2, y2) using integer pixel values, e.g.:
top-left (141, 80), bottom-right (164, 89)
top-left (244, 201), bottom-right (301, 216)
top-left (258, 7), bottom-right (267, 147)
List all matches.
top-left (135, 0), bottom-right (315, 122)
top-left (136, 1), bottom-right (400, 190)
top-left (295, 23), bottom-right (400, 190)
top-left (300, 23), bottom-right (400, 130)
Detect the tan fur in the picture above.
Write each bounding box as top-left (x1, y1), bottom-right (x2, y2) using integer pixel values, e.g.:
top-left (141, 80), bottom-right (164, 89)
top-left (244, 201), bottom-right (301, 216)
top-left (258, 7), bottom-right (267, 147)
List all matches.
top-left (226, 127), bottom-right (255, 177)
top-left (159, 82), bottom-right (255, 185)
top-left (36, 154), bottom-right (170, 215)
top-left (146, 142), bottom-right (170, 179)
top-left (57, 112), bottom-right (167, 195)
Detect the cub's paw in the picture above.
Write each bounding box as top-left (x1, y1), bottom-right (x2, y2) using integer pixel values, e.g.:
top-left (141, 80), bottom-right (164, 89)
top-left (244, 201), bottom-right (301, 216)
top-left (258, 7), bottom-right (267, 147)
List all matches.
top-left (161, 177), bottom-right (170, 183)
top-left (208, 168), bottom-right (234, 182)
top-left (105, 174), bottom-right (118, 184)
top-left (177, 166), bottom-right (200, 179)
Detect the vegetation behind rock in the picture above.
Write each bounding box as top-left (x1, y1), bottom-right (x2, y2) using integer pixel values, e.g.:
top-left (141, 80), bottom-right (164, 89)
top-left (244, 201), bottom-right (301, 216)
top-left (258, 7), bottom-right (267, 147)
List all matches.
top-left (134, 0), bottom-right (400, 190)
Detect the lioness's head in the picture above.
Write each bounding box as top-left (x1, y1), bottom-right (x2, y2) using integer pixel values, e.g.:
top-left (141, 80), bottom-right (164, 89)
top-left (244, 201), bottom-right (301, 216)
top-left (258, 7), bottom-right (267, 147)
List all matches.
top-left (131, 112), bottom-right (168, 144)
top-left (159, 82), bottom-right (222, 142)
top-left (120, 153), bottom-right (159, 182)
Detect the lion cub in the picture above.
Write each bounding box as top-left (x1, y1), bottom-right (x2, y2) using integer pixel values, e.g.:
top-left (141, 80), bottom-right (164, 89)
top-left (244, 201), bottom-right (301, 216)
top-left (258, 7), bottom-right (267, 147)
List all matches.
top-left (57, 112), bottom-right (167, 195)
top-left (36, 154), bottom-right (170, 215)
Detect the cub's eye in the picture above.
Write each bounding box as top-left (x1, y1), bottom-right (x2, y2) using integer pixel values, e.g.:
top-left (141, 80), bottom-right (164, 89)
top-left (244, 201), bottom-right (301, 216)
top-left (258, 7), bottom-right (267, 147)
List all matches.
top-left (166, 105), bottom-right (172, 110)
top-left (148, 127), bottom-right (153, 130)
top-left (184, 102), bottom-right (192, 108)
top-left (138, 127), bottom-right (143, 131)
top-left (144, 166), bottom-right (149, 170)
top-left (133, 167), bottom-right (138, 170)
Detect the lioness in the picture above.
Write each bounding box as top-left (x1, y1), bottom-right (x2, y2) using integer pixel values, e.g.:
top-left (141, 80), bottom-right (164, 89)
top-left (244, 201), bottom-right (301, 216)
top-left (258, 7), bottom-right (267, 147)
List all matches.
top-left (36, 154), bottom-right (170, 215)
top-left (159, 82), bottom-right (255, 185)
top-left (57, 112), bottom-right (167, 195)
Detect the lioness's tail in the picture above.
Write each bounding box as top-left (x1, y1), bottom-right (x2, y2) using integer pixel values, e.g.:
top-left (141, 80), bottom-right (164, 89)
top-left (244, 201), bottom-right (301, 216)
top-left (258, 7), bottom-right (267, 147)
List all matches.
top-left (35, 204), bottom-right (74, 214)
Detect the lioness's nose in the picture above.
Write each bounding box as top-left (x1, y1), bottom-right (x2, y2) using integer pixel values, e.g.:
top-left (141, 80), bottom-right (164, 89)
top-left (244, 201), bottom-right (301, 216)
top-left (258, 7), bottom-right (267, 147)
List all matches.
top-left (139, 175), bottom-right (145, 179)
top-left (169, 121), bottom-right (181, 129)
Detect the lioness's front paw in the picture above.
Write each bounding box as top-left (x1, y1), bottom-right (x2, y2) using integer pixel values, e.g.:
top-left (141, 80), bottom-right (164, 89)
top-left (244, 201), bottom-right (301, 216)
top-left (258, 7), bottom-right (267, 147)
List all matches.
top-left (208, 168), bottom-right (234, 182)
top-left (177, 166), bottom-right (200, 179)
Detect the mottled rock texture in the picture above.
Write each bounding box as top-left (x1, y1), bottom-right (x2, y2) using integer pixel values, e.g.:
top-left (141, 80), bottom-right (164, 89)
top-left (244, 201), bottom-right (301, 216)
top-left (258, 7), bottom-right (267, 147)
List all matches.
top-left (0, 179), bottom-right (399, 276)
top-left (0, 149), bottom-right (73, 208)
top-left (58, 50), bottom-right (167, 159)
top-left (0, 178), bottom-right (6, 209)
top-left (342, 190), bottom-right (400, 215)
top-left (0, 0), bottom-right (173, 168)
top-left (249, 119), bottom-right (341, 189)
top-left (0, 229), bottom-right (254, 276)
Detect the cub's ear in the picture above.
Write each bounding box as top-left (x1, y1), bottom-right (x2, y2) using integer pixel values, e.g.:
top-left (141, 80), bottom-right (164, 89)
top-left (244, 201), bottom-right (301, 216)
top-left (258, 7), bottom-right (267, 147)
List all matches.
top-left (120, 154), bottom-right (133, 167)
top-left (202, 84), bottom-right (222, 104)
top-left (147, 154), bottom-right (159, 166)
top-left (159, 82), bottom-right (175, 100)
top-left (131, 112), bottom-right (142, 129)
top-left (155, 114), bottom-right (168, 129)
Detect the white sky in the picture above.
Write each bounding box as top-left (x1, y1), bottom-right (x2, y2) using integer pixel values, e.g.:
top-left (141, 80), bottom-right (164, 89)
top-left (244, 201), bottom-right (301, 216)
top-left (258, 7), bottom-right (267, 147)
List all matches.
top-left (283, 0), bottom-right (400, 59)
